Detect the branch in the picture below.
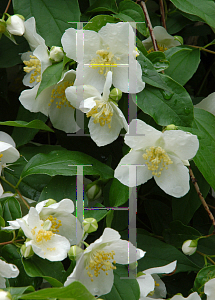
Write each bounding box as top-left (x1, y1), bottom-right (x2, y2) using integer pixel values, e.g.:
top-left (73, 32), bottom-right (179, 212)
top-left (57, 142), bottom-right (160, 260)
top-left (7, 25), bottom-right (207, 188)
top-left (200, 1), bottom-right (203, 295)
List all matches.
top-left (140, 1), bottom-right (158, 51)
top-left (159, 0), bottom-right (167, 29)
top-left (188, 45), bottom-right (215, 55)
top-left (4, 0), bottom-right (12, 14)
top-left (189, 167), bottom-right (215, 233)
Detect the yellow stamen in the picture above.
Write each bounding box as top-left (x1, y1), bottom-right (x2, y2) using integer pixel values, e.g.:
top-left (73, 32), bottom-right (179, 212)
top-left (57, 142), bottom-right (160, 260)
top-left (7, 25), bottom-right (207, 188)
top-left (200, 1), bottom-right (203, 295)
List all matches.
top-left (0, 153), bottom-right (3, 161)
top-left (86, 100), bottom-right (113, 128)
top-left (49, 81), bottom-right (74, 109)
top-left (46, 215), bottom-right (62, 233)
top-left (142, 146), bottom-right (173, 177)
top-left (90, 49), bottom-right (119, 76)
top-left (147, 44), bottom-right (168, 54)
top-left (35, 229), bottom-right (53, 243)
top-left (23, 55), bottom-right (41, 83)
top-left (86, 250), bottom-right (116, 282)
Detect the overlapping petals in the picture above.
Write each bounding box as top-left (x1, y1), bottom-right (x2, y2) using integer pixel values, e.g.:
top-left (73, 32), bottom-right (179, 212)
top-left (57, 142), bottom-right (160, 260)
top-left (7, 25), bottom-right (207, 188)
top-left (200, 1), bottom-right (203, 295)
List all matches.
top-left (0, 259), bottom-right (19, 288)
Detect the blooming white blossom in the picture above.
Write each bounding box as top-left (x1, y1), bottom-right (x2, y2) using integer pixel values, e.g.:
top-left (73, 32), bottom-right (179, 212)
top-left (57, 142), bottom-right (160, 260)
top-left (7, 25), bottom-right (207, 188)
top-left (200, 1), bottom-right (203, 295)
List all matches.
top-left (204, 277), bottom-right (215, 300)
top-left (137, 261), bottom-right (177, 299)
top-left (16, 207), bottom-right (70, 261)
top-left (64, 227), bottom-right (145, 296)
top-left (0, 259), bottom-right (19, 288)
top-left (182, 240), bottom-right (197, 256)
top-left (6, 15), bottom-right (25, 36)
top-left (0, 132), bottom-right (20, 196)
top-left (62, 22), bottom-right (145, 93)
top-left (114, 119), bottom-right (199, 198)
top-left (195, 92), bottom-right (215, 116)
top-left (66, 71), bottom-right (128, 146)
top-left (0, 290), bottom-right (12, 300)
top-left (4, 198), bottom-right (83, 245)
top-left (142, 26), bottom-right (181, 53)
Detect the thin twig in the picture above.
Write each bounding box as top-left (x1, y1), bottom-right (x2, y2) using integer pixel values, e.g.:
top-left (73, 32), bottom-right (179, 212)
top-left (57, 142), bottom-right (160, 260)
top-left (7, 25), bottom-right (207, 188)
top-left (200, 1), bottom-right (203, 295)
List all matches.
top-left (196, 251), bottom-right (215, 265)
top-left (0, 239), bottom-right (24, 246)
top-left (189, 167), bottom-right (215, 233)
top-left (159, 0), bottom-right (166, 29)
top-left (140, 1), bottom-right (158, 51)
top-left (4, 0), bottom-right (12, 14)
top-left (16, 189), bottom-right (30, 209)
top-left (188, 45), bottom-right (215, 55)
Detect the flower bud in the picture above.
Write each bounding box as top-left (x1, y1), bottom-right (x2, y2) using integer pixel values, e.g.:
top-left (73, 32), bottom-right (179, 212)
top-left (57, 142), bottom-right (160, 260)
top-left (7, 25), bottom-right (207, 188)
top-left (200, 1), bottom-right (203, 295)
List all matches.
top-left (86, 182), bottom-right (102, 201)
top-left (82, 218), bottom-right (98, 233)
top-left (44, 199), bottom-right (57, 207)
top-left (20, 242), bottom-right (34, 258)
top-left (0, 290), bottom-right (12, 300)
top-left (6, 15), bottom-right (25, 36)
top-left (0, 20), bottom-right (6, 34)
top-left (68, 245), bottom-right (84, 261)
top-left (109, 88), bottom-right (122, 101)
top-left (165, 124), bottom-right (177, 131)
top-left (49, 46), bottom-right (64, 62)
top-left (182, 239), bottom-right (197, 256)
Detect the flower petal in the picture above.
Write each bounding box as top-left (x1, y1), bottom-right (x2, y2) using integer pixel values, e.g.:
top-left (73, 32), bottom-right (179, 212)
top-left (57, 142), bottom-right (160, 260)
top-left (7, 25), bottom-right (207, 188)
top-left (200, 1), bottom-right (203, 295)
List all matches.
top-left (0, 143), bottom-right (20, 164)
top-left (154, 155), bottom-right (190, 197)
top-left (80, 64), bottom-right (106, 93)
top-left (102, 71), bottom-right (112, 100)
top-left (144, 260), bottom-right (177, 275)
top-left (0, 259), bottom-right (19, 278)
top-left (0, 132), bottom-right (16, 147)
top-left (152, 274), bottom-right (167, 298)
top-left (114, 150), bottom-right (153, 187)
top-left (137, 273), bottom-right (155, 297)
top-left (30, 234), bottom-right (70, 261)
top-left (80, 97), bottom-right (97, 113)
top-left (125, 119), bottom-right (162, 150)
top-left (163, 130), bottom-right (199, 160)
top-left (204, 278), bottom-right (215, 300)
top-left (195, 92), bottom-right (215, 115)
top-left (24, 17), bottom-right (46, 51)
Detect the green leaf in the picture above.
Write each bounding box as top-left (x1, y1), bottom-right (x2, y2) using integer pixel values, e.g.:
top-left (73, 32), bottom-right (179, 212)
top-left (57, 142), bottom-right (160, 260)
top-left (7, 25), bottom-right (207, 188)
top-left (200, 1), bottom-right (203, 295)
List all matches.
top-left (114, 0), bottom-right (147, 36)
top-left (193, 265), bottom-right (215, 293)
top-left (137, 52), bottom-right (172, 91)
top-left (11, 106), bottom-right (48, 148)
top-left (165, 47), bottom-right (200, 86)
top-left (136, 74), bottom-right (194, 126)
top-left (19, 281), bottom-right (96, 299)
top-left (0, 35), bottom-right (29, 68)
top-left (109, 178), bottom-right (129, 207)
top-left (166, 12), bottom-right (192, 34)
top-left (7, 286), bottom-right (35, 300)
top-left (179, 108), bottom-right (215, 190)
top-left (22, 255), bottom-right (66, 287)
top-left (36, 62), bottom-right (64, 97)
top-left (102, 265), bottom-right (140, 300)
top-left (86, 0), bottom-right (118, 13)
top-left (163, 220), bottom-right (201, 248)
top-left (13, 0), bottom-right (81, 47)
top-left (84, 15), bottom-right (116, 32)
top-left (84, 203), bottom-right (109, 222)
top-left (2, 197), bottom-right (22, 224)
top-left (169, 0), bottom-right (215, 28)
top-left (0, 120), bottom-right (53, 132)
top-left (21, 150), bottom-right (114, 180)
top-left (146, 51), bottom-right (170, 72)
top-left (171, 161), bottom-right (210, 224)
top-left (129, 230), bottom-right (200, 273)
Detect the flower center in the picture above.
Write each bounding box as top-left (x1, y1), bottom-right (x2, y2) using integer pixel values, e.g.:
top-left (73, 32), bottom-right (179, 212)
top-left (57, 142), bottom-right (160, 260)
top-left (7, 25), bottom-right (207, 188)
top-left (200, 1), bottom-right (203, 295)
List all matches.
top-left (86, 250), bottom-right (116, 282)
top-left (86, 100), bottom-right (113, 128)
top-left (35, 229), bottom-right (53, 243)
top-left (46, 215), bottom-right (62, 233)
top-left (148, 280), bottom-right (160, 296)
top-left (49, 81), bottom-right (75, 109)
top-left (0, 153), bottom-right (3, 161)
top-left (142, 146), bottom-right (173, 177)
top-left (147, 44), bottom-right (168, 54)
top-left (90, 48), bottom-right (120, 77)
top-left (23, 55), bottom-right (41, 84)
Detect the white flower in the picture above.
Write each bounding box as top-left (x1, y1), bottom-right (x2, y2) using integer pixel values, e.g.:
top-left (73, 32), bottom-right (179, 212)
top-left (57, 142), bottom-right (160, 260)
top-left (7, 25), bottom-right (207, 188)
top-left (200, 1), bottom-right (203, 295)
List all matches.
top-left (204, 277), bottom-right (215, 300)
top-left (140, 292), bottom-right (201, 300)
top-left (114, 119), bottom-right (199, 198)
top-left (0, 259), bottom-right (19, 288)
top-left (137, 261), bottom-right (177, 299)
top-left (182, 240), bottom-right (197, 256)
top-left (6, 15), bottom-right (25, 36)
top-left (49, 46), bottom-right (64, 62)
top-left (0, 132), bottom-right (20, 196)
top-left (195, 92), bottom-right (215, 116)
top-left (62, 22), bottom-right (145, 93)
top-left (66, 71), bottom-right (128, 146)
top-left (0, 290), bottom-right (12, 300)
top-left (64, 227), bottom-right (145, 296)
top-left (19, 67), bottom-right (79, 133)
top-left (16, 207), bottom-right (70, 261)
top-left (4, 198), bottom-right (83, 246)
top-left (142, 26), bottom-right (181, 53)
top-left (23, 17), bottom-right (46, 52)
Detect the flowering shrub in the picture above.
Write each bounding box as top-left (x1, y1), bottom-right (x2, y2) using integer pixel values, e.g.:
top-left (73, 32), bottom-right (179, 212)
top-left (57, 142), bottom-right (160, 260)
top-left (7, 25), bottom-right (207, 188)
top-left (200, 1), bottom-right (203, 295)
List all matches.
top-left (0, 0), bottom-right (215, 299)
